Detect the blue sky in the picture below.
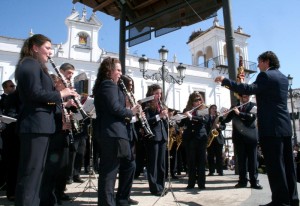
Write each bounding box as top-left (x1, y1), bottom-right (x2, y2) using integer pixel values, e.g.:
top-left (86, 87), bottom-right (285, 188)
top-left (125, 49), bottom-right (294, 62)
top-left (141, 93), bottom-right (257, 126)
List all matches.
top-left (1, 0), bottom-right (299, 88)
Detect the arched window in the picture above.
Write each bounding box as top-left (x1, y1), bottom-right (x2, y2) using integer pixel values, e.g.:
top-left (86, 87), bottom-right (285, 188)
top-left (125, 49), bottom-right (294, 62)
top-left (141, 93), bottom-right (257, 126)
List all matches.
top-left (76, 32), bottom-right (90, 49)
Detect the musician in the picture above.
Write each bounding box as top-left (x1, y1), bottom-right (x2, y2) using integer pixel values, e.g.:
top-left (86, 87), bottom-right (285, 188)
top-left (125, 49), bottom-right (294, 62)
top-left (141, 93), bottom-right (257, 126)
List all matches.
top-left (181, 91), bottom-right (208, 190)
top-left (117, 74), bottom-right (139, 205)
top-left (215, 51), bottom-right (299, 206)
top-left (40, 74), bottom-right (76, 206)
top-left (93, 57), bottom-right (140, 206)
top-left (14, 34), bottom-right (76, 206)
top-left (222, 94), bottom-right (262, 189)
top-left (144, 84), bottom-right (168, 196)
top-left (54, 63), bottom-right (78, 203)
top-left (206, 104), bottom-right (226, 176)
top-left (1, 80), bottom-right (19, 201)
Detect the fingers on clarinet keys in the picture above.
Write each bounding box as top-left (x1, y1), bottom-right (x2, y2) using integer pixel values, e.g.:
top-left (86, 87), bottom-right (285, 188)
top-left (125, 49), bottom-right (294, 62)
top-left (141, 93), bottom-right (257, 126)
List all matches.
top-left (131, 105), bottom-right (140, 115)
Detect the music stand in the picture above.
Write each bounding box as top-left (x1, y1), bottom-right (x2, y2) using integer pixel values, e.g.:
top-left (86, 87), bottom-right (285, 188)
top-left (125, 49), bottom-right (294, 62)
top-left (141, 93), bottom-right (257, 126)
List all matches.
top-left (72, 101), bottom-right (97, 202)
top-left (153, 116), bottom-right (180, 206)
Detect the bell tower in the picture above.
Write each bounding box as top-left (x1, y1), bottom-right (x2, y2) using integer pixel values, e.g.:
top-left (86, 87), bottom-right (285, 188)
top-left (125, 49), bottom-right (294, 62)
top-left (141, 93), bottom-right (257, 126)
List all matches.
top-left (187, 17), bottom-right (256, 76)
top-left (57, 6), bottom-right (103, 62)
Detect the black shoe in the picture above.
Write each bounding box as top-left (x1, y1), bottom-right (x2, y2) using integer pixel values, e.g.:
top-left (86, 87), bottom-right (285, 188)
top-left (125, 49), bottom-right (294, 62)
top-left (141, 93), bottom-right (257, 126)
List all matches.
top-left (7, 196), bottom-right (15, 202)
top-left (152, 191), bottom-right (163, 196)
top-left (60, 193), bottom-right (72, 201)
top-left (234, 183), bottom-right (247, 188)
top-left (207, 173), bottom-right (214, 176)
top-left (198, 185), bottom-right (206, 190)
top-left (66, 179), bottom-right (73, 184)
top-left (218, 173), bottom-right (224, 176)
top-left (73, 176), bottom-right (84, 183)
top-left (259, 202), bottom-right (274, 206)
top-left (251, 183), bottom-right (263, 189)
top-left (128, 198), bottom-right (139, 205)
top-left (186, 185), bottom-right (194, 189)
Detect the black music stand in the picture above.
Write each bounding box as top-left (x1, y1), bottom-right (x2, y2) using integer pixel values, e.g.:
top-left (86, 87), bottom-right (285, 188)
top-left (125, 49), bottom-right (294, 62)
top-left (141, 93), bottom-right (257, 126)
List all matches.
top-left (72, 107), bottom-right (97, 202)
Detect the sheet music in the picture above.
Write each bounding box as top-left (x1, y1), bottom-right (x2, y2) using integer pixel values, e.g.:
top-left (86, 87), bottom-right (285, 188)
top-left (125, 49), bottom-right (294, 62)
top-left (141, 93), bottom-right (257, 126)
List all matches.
top-left (0, 115), bottom-right (17, 124)
top-left (250, 106), bottom-right (257, 114)
top-left (73, 97), bottom-right (96, 120)
top-left (138, 95), bottom-right (154, 104)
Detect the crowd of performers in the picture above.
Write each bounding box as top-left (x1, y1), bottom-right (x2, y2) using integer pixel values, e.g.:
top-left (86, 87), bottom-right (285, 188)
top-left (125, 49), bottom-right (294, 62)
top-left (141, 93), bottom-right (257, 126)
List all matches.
top-left (0, 34), bottom-right (298, 206)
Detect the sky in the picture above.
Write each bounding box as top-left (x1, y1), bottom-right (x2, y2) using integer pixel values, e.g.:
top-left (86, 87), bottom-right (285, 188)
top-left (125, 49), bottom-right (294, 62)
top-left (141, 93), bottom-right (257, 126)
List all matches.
top-left (0, 0), bottom-right (299, 88)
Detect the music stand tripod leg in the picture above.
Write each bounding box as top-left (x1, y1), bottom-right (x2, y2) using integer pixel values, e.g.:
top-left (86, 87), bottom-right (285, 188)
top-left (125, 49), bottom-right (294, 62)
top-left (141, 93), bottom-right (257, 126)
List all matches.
top-left (72, 115), bottom-right (98, 202)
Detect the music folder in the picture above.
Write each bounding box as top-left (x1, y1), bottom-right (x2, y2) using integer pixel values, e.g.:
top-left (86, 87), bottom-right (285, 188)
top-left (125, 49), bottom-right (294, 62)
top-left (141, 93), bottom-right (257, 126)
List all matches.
top-left (0, 115), bottom-right (17, 124)
top-left (73, 97), bottom-right (96, 120)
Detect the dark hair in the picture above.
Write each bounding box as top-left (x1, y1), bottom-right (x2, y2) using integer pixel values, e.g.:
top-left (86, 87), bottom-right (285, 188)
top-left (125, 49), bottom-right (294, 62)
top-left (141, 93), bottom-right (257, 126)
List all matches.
top-left (121, 75), bottom-right (134, 93)
top-left (185, 91), bottom-right (204, 111)
top-left (60, 63), bottom-right (75, 72)
top-left (92, 57), bottom-right (120, 95)
top-left (257, 51), bottom-right (280, 69)
top-left (209, 104), bottom-right (217, 115)
top-left (15, 34), bottom-right (51, 81)
top-left (146, 84), bottom-right (162, 98)
top-left (2, 80), bottom-right (13, 89)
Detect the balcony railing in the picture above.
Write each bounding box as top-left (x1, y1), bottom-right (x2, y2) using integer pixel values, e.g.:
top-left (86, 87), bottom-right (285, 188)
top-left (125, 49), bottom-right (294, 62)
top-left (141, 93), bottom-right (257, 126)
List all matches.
top-left (198, 55), bottom-right (257, 74)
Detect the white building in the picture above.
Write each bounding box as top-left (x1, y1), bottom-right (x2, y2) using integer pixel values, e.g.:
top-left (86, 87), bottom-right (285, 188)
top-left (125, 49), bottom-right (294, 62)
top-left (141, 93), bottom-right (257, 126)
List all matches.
top-left (0, 8), bottom-right (260, 150)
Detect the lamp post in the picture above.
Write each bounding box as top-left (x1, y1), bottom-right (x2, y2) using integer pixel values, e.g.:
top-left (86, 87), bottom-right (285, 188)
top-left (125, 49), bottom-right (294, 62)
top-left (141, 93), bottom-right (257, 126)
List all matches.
top-left (138, 46), bottom-right (186, 98)
top-left (288, 74), bottom-right (298, 145)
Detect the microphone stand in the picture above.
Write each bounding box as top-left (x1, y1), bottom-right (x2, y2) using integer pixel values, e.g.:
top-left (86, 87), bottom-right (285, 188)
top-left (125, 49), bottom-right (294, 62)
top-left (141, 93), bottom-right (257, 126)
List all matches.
top-left (72, 108), bottom-right (97, 203)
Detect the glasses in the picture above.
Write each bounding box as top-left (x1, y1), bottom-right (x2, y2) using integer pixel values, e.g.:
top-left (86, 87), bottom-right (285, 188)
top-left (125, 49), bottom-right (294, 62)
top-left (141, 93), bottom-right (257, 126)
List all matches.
top-left (193, 98), bottom-right (202, 102)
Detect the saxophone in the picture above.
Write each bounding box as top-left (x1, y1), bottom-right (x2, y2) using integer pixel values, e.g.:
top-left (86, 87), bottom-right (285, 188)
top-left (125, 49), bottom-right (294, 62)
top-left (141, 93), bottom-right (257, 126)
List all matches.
top-left (176, 127), bottom-right (184, 150)
top-left (119, 79), bottom-right (154, 139)
top-left (167, 126), bottom-right (176, 151)
top-left (207, 114), bottom-right (220, 148)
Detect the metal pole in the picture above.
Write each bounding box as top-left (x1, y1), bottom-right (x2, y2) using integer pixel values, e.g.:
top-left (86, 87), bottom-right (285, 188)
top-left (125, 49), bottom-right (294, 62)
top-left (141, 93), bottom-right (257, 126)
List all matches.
top-left (162, 62), bottom-right (166, 100)
top-left (119, 4), bottom-right (126, 74)
top-left (290, 87), bottom-right (298, 145)
top-left (222, 0), bottom-right (238, 175)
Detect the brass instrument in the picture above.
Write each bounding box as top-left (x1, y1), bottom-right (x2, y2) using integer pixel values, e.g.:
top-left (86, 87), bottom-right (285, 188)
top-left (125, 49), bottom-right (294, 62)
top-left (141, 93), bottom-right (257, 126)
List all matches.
top-left (119, 79), bottom-right (154, 139)
top-left (176, 127), bottom-right (184, 150)
top-left (48, 57), bottom-right (89, 120)
top-left (207, 113), bottom-right (220, 148)
top-left (167, 127), bottom-right (176, 151)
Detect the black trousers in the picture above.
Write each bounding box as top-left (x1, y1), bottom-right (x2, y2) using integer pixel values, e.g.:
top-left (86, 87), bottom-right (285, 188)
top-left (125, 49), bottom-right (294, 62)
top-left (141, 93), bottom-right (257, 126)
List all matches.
top-left (260, 136), bottom-right (299, 205)
top-left (207, 139), bottom-right (223, 174)
top-left (40, 132), bottom-right (68, 206)
top-left (98, 137), bottom-right (134, 206)
top-left (15, 134), bottom-right (50, 206)
top-left (235, 140), bottom-right (258, 185)
top-left (186, 138), bottom-right (207, 187)
top-left (145, 140), bottom-right (166, 194)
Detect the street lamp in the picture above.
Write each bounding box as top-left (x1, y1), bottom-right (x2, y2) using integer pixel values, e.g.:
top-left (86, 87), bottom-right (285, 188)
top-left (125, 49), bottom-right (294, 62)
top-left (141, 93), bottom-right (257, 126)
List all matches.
top-left (138, 46), bottom-right (186, 98)
top-left (288, 74), bottom-right (298, 145)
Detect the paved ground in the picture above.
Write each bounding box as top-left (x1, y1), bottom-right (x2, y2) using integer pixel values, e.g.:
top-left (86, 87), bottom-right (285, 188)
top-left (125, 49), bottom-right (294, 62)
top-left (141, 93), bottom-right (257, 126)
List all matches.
top-left (1, 170), bottom-right (300, 206)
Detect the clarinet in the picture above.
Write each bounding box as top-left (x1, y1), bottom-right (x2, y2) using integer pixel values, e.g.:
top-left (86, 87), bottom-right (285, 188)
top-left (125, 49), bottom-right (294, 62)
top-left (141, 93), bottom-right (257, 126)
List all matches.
top-left (48, 57), bottom-right (88, 120)
top-left (119, 79), bottom-right (154, 139)
top-left (61, 100), bottom-right (75, 150)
